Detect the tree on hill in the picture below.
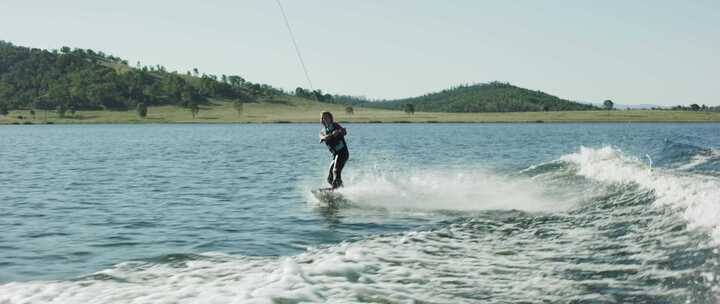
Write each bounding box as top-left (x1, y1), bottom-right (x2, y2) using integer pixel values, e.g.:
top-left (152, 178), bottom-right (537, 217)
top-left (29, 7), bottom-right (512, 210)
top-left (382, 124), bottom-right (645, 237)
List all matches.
top-left (234, 89), bottom-right (256, 103)
top-left (294, 87), bottom-right (333, 102)
top-left (228, 75), bottom-right (245, 88)
top-left (136, 102), bottom-right (148, 118)
top-left (690, 104), bottom-right (700, 111)
top-left (34, 98), bottom-right (55, 121)
top-left (0, 102), bottom-right (8, 116)
top-left (603, 99), bottom-right (614, 110)
top-left (190, 102), bottom-right (200, 119)
top-left (56, 103), bottom-right (67, 118)
top-left (404, 103), bottom-right (415, 115)
top-left (233, 100), bottom-right (243, 116)
top-left (295, 87), bottom-right (313, 100)
top-left (180, 86), bottom-right (202, 108)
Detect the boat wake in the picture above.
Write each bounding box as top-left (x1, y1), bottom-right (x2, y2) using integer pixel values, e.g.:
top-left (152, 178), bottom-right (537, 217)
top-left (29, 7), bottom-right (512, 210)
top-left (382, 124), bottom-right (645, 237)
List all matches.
top-left (3, 146), bottom-right (720, 303)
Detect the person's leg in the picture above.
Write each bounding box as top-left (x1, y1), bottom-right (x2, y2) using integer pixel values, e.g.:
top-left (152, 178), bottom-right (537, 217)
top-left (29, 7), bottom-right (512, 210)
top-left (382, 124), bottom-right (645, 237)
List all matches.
top-left (327, 156), bottom-right (336, 186)
top-left (332, 149), bottom-right (349, 188)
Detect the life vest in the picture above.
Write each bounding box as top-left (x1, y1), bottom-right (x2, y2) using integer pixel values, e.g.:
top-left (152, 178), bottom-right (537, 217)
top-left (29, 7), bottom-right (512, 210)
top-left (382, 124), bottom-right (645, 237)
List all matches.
top-left (324, 123), bottom-right (347, 153)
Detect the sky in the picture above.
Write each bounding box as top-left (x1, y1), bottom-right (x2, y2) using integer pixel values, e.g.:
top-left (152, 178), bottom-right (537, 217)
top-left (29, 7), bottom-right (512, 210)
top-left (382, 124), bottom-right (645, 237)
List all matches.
top-left (1, 0), bottom-right (718, 106)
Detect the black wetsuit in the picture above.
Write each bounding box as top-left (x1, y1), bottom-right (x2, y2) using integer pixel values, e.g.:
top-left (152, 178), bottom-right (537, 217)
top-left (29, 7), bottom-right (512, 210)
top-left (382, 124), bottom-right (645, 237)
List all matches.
top-left (323, 122), bottom-right (349, 188)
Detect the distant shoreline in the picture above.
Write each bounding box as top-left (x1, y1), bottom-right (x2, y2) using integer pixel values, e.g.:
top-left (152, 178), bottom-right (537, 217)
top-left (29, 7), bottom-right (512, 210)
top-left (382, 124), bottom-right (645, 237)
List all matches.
top-left (2, 101), bottom-right (719, 125)
top-left (4, 122), bottom-right (720, 125)
top-left (3, 117), bottom-right (720, 125)
top-left (4, 117), bottom-right (720, 125)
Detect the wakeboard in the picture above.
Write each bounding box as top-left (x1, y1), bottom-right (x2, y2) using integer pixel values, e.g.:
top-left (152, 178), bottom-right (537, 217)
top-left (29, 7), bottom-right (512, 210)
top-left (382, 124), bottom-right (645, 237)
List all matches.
top-left (311, 188), bottom-right (349, 207)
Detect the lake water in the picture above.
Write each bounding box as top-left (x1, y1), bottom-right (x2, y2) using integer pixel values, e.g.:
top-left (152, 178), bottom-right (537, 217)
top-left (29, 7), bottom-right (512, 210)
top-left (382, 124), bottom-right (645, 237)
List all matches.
top-left (1, 123), bottom-right (720, 303)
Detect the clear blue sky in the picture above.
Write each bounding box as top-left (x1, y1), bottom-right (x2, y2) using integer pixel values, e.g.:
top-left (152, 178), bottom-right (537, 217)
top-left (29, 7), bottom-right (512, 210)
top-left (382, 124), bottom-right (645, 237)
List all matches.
top-left (1, 0), bottom-right (718, 105)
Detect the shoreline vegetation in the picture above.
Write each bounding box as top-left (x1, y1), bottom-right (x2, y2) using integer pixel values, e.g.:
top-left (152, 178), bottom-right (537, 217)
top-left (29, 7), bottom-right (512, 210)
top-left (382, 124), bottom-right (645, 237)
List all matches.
top-left (2, 98), bottom-right (720, 124)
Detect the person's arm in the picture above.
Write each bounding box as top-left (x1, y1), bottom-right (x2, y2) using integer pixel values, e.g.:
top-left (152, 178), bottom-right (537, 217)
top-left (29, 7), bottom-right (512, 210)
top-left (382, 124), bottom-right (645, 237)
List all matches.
top-left (320, 124), bottom-right (346, 142)
top-left (330, 124), bottom-right (346, 137)
top-left (324, 125), bottom-right (346, 141)
top-left (337, 125), bottom-right (347, 136)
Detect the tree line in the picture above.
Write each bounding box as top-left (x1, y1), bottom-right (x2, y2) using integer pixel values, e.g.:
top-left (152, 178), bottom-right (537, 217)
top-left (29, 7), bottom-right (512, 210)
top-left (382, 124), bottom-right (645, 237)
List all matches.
top-left (293, 87), bottom-right (333, 102)
top-left (663, 104), bottom-right (719, 112)
top-left (602, 100), bottom-right (720, 112)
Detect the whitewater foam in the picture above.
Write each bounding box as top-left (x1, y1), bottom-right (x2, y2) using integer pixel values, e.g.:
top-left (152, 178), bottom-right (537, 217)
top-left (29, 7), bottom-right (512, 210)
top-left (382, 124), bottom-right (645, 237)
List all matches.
top-left (561, 146), bottom-right (720, 243)
top-left (675, 149), bottom-right (720, 171)
top-left (4, 209), bottom-right (711, 303)
top-left (0, 219), bottom-right (588, 304)
top-left (310, 169), bottom-right (572, 213)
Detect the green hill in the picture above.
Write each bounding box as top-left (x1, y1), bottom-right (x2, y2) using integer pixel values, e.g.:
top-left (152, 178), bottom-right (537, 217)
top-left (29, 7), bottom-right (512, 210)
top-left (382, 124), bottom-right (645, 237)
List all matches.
top-left (335, 82), bottom-right (597, 112)
top-left (0, 41), bottom-right (281, 113)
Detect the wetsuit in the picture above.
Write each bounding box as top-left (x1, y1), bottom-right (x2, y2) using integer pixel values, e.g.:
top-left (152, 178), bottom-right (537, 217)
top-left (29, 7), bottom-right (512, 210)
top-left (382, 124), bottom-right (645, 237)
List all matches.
top-left (323, 122), bottom-right (349, 189)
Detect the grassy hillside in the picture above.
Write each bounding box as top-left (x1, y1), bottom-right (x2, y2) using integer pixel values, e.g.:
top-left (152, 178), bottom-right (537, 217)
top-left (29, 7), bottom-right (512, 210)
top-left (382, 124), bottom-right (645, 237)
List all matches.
top-left (2, 97), bottom-right (719, 124)
top-left (336, 82), bottom-right (598, 113)
top-left (0, 41), bottom-right (277, 112)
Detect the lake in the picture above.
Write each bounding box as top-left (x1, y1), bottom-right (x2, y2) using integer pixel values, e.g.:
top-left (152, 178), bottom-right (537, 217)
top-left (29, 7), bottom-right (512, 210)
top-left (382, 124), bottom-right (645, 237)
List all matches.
top-left (1, 123), bottom-right (719, 303)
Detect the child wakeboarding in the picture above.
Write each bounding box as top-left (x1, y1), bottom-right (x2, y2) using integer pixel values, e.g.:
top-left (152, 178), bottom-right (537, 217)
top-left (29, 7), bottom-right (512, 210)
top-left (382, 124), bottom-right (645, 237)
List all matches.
top-left (319, 111), bottom-right (349, 190)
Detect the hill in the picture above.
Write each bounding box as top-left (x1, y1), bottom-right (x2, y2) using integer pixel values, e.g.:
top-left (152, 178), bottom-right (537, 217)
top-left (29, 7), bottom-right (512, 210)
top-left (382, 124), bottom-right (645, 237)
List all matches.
top-left (0, 41), bottom-right (282, 113)
top-left (334, 82), bottom-right (597, 112)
